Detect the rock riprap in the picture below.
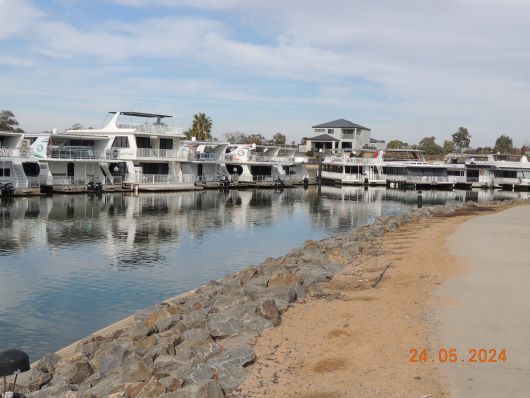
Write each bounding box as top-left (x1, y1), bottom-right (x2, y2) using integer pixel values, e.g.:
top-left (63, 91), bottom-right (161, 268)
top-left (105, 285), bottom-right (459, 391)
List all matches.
top-left (6, 200), bottom-right (519, 398)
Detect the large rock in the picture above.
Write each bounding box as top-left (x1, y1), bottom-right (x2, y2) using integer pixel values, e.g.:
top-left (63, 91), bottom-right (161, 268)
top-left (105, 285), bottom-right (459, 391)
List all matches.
top-left (26, 383), bottom-right (70, 398)
top-left (207, 345), bottom-right (255, 393)
top-left (34, 353), bottom-right (61, 374)
top-left (160, 380), bottom-right (224, 398)
top-left (134, 376), bottom-right (167, 398)
top-left (90, 340), bottom-right (133, 377)
top-left (255, 299), bottom-right (280, 326)
top-left (51, 355), bottom-right (94, 385)
top-left (27, 372), bottom-right (52, 392)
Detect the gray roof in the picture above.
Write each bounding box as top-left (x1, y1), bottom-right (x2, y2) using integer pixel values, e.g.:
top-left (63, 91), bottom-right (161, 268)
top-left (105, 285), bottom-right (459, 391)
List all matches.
top-left (312, 118), bottom-right (370, 130)
top-left (305, 134), bottom-right (340, 142)
top-left (370, 138), bottom-right (385, 143)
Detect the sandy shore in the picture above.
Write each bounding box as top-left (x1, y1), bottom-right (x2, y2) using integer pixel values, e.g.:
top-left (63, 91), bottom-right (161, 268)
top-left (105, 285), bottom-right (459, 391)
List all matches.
top-left (234, 205), bottom-right (526, 398)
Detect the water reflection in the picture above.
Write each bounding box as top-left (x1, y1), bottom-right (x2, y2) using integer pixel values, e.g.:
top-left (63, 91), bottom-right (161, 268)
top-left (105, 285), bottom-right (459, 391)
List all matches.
top-left (0, 187), bottom-right (527, 360)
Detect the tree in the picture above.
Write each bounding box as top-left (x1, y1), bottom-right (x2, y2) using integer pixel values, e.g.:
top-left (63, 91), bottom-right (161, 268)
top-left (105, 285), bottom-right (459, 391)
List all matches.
top-left (418, 136), bottom-right (444, 155)
top-left (0, 110), bottom-right (24, 133)
top-left (451, 127), bottom-right (471, 153)
top-left (387, 140), bottom-right (409, 149)
top-left (223, 132), bottom-right (248, 143)
top-left (494, 134), bottom-right (513, 154)
top-left (247, 133), bottom-right (266, 145)
top-left (272, 132), bottom-right (286, 145)
top-left (188, 112), bottom-right (213, 141)
top-left (443, 140), bottom-right (455, 154)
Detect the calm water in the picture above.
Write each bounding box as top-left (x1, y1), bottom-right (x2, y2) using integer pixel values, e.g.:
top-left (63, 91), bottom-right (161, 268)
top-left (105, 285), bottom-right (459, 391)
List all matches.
top-left (0, 187), bottom-right (527, 360)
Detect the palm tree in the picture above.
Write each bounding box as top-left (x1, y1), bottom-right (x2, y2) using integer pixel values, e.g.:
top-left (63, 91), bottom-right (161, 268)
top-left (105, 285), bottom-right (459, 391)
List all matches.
top-left (191, 113), bottom-right (213, 141)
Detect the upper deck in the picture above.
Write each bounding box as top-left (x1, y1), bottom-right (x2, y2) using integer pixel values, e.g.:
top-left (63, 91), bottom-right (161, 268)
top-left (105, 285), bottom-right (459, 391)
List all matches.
top-left (65, 112), bottom-right (185, 138)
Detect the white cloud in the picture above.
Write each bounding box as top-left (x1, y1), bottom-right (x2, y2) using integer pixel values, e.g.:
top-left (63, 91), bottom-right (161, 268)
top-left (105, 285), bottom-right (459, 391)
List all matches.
top-left (3, 0), bottom-right (530, 145)
top-left (0, 0), bottom-right (43, 39)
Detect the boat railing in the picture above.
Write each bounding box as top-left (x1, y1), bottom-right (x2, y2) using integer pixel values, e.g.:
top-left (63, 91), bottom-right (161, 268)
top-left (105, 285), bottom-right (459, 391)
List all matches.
top-left (195, 174), bottom-right (228, 182)
top-left (51, 175), bottom-right (121, 187)
top-left (385, 175), bottom-right (457, 183)
top-left (0, 147), bottom-right (27, 157)
top-left (124, 173), bottom-right (195, 185)
top-left (494, 177), bottom-right (526, 185)
top-left (51, 146), bottom-right (104, 159)
top-left (252, 174), bottom-right (288, 182)
top-left (186, 152), bottom-right (221, 162)
top-left (0, 176), bottom-right (40, 188)
top-left (135, 148), bottom-right (189, 160)
top-left (117, 123), bottom-right (182, 135)
top-left (326, 157), bottom-right (381, 165)
top-left (247, 155), bottom-right (296, 163)
top-left (52, 176), bottom-right (88, 187)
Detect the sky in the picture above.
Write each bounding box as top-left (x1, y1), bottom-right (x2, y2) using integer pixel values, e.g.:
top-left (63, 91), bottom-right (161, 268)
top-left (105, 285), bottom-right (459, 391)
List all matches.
top-left (1, 0), bottom-right (529, 147)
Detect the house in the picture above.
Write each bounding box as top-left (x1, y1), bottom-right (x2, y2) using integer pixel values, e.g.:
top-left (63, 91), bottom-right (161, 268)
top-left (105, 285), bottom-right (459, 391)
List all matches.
top-left (300, 118), bottom-right (372, 153)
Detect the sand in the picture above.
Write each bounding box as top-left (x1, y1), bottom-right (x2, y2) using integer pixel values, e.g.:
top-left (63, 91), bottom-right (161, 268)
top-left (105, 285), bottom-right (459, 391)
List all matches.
top-left (233, 206), bottom-right (518, 398)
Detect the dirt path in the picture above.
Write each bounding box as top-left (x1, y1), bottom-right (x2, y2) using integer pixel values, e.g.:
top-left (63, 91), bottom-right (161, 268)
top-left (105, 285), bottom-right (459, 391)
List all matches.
top-left (233, 207), bottom-right (501, 398)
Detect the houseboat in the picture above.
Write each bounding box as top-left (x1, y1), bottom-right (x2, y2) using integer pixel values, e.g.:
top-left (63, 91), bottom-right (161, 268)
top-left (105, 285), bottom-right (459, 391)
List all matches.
top-left (383, 149), bottom-right (457, 189)
top-left (491, 154), bottom-right (530, 191)
top-left (320, 150), bottom-right (386, 186)
top-left (224, 144), bottom-right (307, 187)
top-left (179, 141), bottom-right (231, 188)
top-left (444, 153), bottom-right (495, 189)
top-left (26, 112), bottom-right (196, 192)
top-left (444, 153), bottom-right (530, 190)
top-left (0, 130), bottom-right (47, 196)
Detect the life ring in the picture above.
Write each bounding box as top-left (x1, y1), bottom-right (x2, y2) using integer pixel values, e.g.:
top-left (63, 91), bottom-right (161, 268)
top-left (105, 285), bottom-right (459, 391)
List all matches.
top-left (112, 149), bottom-right (120, 159)
top-left (237, 149), bottom-right (245, 156)
top-left (479, 170), bottom-right (485, 176)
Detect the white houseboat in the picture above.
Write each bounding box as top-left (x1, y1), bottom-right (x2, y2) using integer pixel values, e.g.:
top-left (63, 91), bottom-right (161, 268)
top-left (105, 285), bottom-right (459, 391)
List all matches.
top-left (320, 150), bottom-right (385, 186)
top-left (383, 149), bottom-right (458, 189)
top-left (26, 112), bottom-right (196, 192)
top-left (224, 144), bottom-right (307, 186)
top-left (444, 153), bottom-right (530, 190)
top-left (179, 141), bottom-right (231, 188)
top-left (0, 130), bottom-right (47, 195)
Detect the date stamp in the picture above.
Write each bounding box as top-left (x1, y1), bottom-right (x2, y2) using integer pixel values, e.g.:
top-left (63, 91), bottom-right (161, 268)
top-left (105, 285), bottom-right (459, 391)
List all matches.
top-left (409, 348), bottom-right (507, 364)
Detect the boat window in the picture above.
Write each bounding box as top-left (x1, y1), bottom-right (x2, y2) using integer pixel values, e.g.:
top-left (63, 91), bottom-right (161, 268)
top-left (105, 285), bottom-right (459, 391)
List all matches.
top-left (22, 162), bottom-right (40, 177)
top-left (136, 137), bottom-right (151, 149)
top-left (160, 138), bottom-right (173, 150)
top-left (0, 168), bottom-right (10, 177)
top-left (112, 136), bottom-right (129, 148)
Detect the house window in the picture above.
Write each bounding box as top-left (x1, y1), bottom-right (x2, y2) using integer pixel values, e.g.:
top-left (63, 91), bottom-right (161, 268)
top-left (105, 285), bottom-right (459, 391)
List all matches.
top-left (327, 129), bottom-right (334, 134)
top-left (314, 128), bottom-right (325, 133)
top-left (112, 136), bottom-right (129, 148)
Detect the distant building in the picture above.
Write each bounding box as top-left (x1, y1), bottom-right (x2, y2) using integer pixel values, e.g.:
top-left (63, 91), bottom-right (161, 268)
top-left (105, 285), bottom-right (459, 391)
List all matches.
top-left (368, 137), bottom-right (386, 150)
top-left (300, 118), bottom-right (377, 153)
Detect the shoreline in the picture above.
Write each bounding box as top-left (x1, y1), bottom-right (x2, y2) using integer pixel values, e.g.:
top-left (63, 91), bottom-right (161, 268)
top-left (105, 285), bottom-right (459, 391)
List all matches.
top-left (9, 199), bottom-right (527, 397)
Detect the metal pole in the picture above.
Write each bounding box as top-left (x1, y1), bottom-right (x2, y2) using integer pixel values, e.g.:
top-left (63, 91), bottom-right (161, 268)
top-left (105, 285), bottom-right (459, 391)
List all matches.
top-left (317, 149), bottom-right (322, 195)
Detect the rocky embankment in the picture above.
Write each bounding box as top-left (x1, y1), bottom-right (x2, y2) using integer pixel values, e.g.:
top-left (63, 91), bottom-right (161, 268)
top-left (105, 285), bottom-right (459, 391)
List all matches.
top-left (4, 200), bottom-right (521, 398)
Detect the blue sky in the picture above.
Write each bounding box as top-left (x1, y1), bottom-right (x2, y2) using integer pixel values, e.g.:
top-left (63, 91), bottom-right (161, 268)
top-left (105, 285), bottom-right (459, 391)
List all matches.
top-left (1, 0), bottom-right (529, 146)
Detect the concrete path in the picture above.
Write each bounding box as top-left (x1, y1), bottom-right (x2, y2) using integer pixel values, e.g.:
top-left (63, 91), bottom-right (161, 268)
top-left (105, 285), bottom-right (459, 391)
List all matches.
top-left (437, 205), bottom-right (530, 398)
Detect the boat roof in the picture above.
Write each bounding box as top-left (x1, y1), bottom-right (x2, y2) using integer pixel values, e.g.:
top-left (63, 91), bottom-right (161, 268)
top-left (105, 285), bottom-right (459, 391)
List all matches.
top-left (0, 130), bottom-right (23, 137)
top-left (109, 111), bottom-right (172, 118)
top-left (384, 149), bottom-right (424, 153)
